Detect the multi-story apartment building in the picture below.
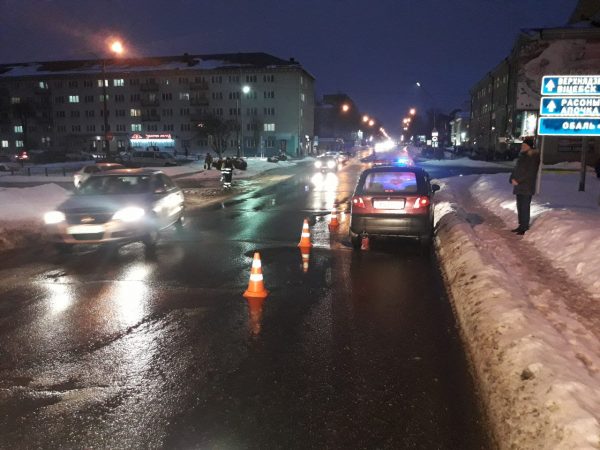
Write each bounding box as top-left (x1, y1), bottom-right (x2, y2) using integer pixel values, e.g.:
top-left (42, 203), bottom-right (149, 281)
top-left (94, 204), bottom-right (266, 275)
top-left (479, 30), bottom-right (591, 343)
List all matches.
top-left (0, 52), bottom-right (315, 157)
top-left (468, 0), bottom-right (600, 163)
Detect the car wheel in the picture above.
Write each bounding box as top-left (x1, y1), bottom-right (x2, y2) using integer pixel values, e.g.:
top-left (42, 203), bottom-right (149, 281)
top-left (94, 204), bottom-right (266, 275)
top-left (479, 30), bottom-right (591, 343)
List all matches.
top-left (55, 243), bottom-right (73, 254)
top-left (175, 215), bottom-right (185, 233)
top-left (143, 229), bottom-right (159, 250)
top-left (350, 234), bottom-right (361, 250)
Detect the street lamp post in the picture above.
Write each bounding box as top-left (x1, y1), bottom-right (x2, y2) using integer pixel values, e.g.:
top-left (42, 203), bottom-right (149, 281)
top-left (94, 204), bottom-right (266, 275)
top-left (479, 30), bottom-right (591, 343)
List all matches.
top-left (238, 85), bottom-right (251, 157)
top-left (98, 40), bottom-right (124, 161)
top-left (416, 82), bottom-right (437, 130)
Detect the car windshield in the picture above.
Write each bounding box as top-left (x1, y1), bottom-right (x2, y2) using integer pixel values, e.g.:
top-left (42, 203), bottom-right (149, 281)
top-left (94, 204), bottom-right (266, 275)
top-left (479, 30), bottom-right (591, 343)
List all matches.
top-left (78, 175), bottom-right (151, 195)
top-left (362, 171), bottom-right (418, 194)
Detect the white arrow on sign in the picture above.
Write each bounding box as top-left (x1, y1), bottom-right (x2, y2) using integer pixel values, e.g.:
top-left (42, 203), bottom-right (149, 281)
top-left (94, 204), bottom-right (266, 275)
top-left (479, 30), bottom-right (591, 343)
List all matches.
top-left (545, 79), bottom-right (556, 92)
top-left (547, 100), bottom-right (557, 112)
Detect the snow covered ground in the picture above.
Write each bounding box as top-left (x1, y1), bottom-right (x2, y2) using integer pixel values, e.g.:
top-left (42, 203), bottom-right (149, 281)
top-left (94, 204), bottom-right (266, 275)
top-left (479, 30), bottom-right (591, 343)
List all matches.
top-left (1, 153), bottom-right (599, 447)
top-left (434, 169), bottom-right (600, 449)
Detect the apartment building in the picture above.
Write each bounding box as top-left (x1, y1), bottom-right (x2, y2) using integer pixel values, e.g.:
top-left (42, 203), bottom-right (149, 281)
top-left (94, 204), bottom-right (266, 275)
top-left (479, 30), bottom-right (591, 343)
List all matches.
top-left (468, 0), bottom-right (600, 163)
top-left (0, 52), bottom-right (315, 157)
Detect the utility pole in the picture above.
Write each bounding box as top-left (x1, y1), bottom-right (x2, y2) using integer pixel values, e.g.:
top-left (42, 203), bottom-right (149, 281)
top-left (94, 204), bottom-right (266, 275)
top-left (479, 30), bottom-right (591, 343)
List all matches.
top-left (579, 137), bottom-right (588, 192)
top-left (101, 59), bottom-right (110, 160)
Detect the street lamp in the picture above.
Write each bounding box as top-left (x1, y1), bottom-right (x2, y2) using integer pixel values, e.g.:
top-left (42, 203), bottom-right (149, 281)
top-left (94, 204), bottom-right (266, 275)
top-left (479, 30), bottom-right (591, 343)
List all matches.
top-left (415, 81), bottom-right (436, 130)
top-left (368, 119), bottom-right (375, 127)
top-left (100, 39), bottom-right (124, 160)
top-left (341, 103), bottom-right (350, 113)
top-left (238, 85), bottom-right (251, 157)
top-left (409, 108), bottom-right (416, 116)
top-left (362, 115), bottom-right (369, 123)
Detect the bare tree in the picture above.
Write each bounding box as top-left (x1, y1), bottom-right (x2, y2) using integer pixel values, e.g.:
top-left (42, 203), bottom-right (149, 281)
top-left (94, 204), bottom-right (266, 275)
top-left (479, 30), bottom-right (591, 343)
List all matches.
top-left (195, 114), bottom-right (237, 158)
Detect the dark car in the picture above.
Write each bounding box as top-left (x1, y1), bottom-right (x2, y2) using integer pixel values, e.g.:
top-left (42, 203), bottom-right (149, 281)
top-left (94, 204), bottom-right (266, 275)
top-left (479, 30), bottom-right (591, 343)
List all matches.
top-left (349, 166), bottom-right (440, 249)
top-left (44, 168), bottom-right (184, 252)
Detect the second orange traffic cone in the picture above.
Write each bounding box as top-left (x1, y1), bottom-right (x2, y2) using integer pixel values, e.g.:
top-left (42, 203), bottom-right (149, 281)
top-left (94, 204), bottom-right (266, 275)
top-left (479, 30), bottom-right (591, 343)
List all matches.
top-left (243, 252), bottom-right (269, 298)
top-left (328, 208), bottom-right (340, 232)
top-left (297, 219), bottom-right (312, 248)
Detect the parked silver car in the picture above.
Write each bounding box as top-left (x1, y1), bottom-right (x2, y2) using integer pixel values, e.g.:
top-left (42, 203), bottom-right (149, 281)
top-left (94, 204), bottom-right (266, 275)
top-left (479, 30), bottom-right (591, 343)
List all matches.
top-left (44, 169), bottom-right (184, 252)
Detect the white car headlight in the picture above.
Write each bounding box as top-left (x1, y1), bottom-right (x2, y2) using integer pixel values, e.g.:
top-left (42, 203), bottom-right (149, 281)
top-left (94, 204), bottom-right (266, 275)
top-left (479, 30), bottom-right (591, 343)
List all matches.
top-left (44, 211), bottom-right (66, 225)
top-left (327, 160), bottom-right (336, 168)
top-left (112, 206), bottom-right (145, 222)
top-left (314, 160), bottom-right (322, 168)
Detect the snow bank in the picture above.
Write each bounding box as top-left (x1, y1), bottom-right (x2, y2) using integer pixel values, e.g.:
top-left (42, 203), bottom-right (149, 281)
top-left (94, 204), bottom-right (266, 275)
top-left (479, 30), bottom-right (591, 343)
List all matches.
top-left (0, 184), bottom-right (70, 251)
top-left (434, 176), bottom-right (600, 449)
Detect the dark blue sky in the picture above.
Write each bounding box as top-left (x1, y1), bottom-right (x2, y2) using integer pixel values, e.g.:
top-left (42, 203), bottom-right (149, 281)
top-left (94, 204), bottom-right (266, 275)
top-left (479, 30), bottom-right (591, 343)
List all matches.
top-left (1, 0), bottom-right (576, 130)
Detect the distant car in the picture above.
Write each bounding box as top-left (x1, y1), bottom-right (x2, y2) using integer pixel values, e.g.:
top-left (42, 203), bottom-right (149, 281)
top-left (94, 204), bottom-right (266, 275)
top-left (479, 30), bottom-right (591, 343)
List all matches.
top-left (349, 166), bottom-right (440, 249)
top-left (324, 151), bottom-right (348, 164)
top-left (73, 162), bottom-right (125, 188)
top-left (0, 155), bottom-right (20, 172)
top-left (44, 168), bottom-right (185, 252)
top-left (314, 154), bottom-right (339, 172)
top-left (121, 150), bottom-right (178, 167)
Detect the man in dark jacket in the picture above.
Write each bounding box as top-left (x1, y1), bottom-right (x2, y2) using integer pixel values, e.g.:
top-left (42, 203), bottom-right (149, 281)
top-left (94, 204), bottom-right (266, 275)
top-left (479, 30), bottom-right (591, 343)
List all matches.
top-left (509, 136), bottom-right (540, 235)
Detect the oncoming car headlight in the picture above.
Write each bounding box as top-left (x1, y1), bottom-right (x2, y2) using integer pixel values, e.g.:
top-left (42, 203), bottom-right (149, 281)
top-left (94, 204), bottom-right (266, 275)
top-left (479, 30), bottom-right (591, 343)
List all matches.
top-left (314, 160), bottom-right (322, 168)
top-left (44, 211), bottom-right (66, 225)
top-left (112, 206), bottom-right (145, 222)
top-left (327, 160), bottom-right (336, 169)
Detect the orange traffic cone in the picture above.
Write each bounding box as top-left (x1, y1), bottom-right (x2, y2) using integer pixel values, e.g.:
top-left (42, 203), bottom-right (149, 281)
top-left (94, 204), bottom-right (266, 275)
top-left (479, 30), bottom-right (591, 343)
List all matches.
top-left (297, 219), bottom-right (312, 248)
top-left (299, 246), bottom-right (310, 273)
top-left (246, 296), bottom-right (265, 336)
top-left (328, 208), bottom-right (340, 231)
top-left (243, 252), bottom-right (269, 298)
top-left (360, 233), bottom-right (370, 251)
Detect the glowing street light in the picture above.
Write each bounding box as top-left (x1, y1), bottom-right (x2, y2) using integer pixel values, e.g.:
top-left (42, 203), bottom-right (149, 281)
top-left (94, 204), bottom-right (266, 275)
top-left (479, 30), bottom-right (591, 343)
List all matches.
top-left (110, 40), bottom-right (124, 55)
top-left (362, 115), bottom-right (369, 123)
top-left (242, 85), bottom-right (251, 94)
top-left (409, 108), bottom-right (416, 116)
top-left (368, 119), bottom-right (375, 127)
top-left (341, 103), bottom-right (350, 112)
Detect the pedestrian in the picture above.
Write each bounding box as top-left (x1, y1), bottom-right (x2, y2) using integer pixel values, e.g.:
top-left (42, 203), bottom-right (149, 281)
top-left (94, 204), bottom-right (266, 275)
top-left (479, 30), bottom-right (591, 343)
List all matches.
top-left (221, 157), bottom-right (234, 188)
top-left (509, 136), bottom-right (540, 235)
top-left (204, 152), bottom-right (213, 170)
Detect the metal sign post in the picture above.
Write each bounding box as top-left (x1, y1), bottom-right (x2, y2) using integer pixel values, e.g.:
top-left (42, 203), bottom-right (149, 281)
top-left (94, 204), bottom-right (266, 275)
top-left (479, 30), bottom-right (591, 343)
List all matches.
top-left (579, 137), bottom-right (588, 192)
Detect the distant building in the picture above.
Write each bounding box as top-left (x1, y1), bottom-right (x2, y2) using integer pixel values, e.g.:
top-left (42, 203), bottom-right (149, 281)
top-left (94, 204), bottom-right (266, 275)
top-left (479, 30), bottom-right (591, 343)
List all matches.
top-left (314, 94), bottom-right (362, 152)
top-left (449, 110), bottom-right (470, 147)
top-left (0, 52), bottom-right (315, 157)
top-left (468, 0), bottom-right (600, 163)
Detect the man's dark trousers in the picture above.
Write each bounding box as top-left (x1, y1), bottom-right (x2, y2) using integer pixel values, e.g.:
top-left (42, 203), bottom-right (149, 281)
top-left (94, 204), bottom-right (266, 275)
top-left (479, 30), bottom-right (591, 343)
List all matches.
top-left (516, 194), bottom-right (532, 230)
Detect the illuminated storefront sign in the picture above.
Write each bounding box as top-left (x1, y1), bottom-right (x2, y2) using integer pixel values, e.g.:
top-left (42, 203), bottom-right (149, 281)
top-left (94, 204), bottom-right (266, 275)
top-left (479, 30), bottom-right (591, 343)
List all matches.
top-left (130, 133), bottom-right (175, 147)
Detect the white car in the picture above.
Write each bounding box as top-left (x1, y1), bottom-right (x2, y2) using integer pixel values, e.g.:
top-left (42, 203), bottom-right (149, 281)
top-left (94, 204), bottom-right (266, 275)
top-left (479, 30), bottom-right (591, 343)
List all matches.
top-left (74, 163), bottom-right (125, 188)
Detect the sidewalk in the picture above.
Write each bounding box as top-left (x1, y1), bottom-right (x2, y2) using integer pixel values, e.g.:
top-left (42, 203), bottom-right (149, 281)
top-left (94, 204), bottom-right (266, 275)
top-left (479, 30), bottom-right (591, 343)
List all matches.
top-left (434, 171), bottom-right (600, 449)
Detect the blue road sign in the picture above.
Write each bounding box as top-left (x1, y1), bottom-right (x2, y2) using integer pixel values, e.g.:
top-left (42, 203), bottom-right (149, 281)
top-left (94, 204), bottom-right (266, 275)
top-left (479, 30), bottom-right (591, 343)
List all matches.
top-left (541, 76), bottom-right (600, 96)
top-left (538, 117), bottom-right (600, 136)
top-left (540, 97), bottom-right (600, 117)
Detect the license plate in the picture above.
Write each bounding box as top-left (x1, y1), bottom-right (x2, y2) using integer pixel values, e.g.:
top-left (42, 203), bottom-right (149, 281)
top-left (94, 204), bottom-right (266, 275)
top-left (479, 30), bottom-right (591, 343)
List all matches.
top-left (373, 200), bottom-right (405, 210)
top-left (68, 225), bottom-right (105, 234)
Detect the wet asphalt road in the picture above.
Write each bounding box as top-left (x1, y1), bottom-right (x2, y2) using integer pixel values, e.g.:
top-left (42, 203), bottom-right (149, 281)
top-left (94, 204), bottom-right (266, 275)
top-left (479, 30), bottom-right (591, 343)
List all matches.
top-left (0, 159), bottom-right (500, 449)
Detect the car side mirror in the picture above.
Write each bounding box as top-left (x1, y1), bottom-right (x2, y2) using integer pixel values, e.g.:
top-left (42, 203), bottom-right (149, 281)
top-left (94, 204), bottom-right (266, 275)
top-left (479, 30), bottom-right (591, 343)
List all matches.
top-left (431, 184), bottom-right (440, 192)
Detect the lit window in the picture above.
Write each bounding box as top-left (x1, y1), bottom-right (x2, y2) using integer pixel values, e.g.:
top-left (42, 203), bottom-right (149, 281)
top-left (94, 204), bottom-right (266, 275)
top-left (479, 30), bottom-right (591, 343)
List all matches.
top-left (10, 97), bottom-right (20, 104)
top-left (131, 124), bottom-right (142, 132)
top-left (130, 109), bottom-right (141, 117)
top-left (16, 140), bottom-right (24, 148)
top-left (14, 125), bottom-right (23, 133)
top-left (38, 81), bottom-right (48, 89)
top-left (1, 140), bottom-right (8, 148)
top-left (263, 123), bottom-right (275, 131)
top-left (179, 92), bottom-right (190, 101)
top-left (113, 79), bottom-right (124, 87)
top-left (98, 79), bottom-right (108, 87)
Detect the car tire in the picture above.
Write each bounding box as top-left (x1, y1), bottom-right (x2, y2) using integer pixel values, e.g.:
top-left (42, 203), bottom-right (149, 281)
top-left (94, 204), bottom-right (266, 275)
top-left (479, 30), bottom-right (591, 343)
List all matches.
top-left (350, 234), bottom-right (361, 250)
top-left (143, 229), bottom-right (159, 250)
top-left (175, 215), bottom-right (185, 233)
top-left (55, 243), bottom-right (73, 254)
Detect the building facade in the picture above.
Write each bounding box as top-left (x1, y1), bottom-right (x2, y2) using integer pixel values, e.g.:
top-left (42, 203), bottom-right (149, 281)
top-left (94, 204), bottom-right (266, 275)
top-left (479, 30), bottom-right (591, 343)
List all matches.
top-left (468, 1), bottom-right (600, 163)
top-left (0, 53), bottom-right (315, 157)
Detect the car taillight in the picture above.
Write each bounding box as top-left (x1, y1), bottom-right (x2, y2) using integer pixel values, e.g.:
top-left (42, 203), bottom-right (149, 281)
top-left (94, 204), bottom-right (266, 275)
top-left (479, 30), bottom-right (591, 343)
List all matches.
top-left (352, 196), bottom-right (366, 208)
top-left (413, 196), bottom-right (430, 208)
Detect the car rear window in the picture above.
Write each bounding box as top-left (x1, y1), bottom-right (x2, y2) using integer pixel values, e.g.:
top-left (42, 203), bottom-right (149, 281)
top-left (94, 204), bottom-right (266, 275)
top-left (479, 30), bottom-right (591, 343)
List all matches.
top-left (362, 171), bottom-right (418, 194)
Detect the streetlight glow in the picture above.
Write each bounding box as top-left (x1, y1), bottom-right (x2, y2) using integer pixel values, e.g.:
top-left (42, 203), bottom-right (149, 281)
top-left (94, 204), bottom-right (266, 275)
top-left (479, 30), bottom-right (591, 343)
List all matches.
top-left (416, 82), bottom-right (421, 87)
top-left (368, 119), bottom-right (375, 126)
top-left (341, 103), bottom-right (350, 112)
top-left (109, 40), bottom-right (124, 55)
top-left (242, 85), bottom-right (251, 94)
top-left (362, 115), bottom-right (369, 123)
top-left (409, 108), bottom-right (416, 115)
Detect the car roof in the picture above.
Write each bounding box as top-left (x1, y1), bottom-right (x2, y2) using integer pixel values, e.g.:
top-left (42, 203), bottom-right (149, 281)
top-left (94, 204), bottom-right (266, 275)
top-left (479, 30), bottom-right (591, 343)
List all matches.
top-left (90, 168), bottom-right (164, 176)
top-left (361, 165), bottom-right (427, 175)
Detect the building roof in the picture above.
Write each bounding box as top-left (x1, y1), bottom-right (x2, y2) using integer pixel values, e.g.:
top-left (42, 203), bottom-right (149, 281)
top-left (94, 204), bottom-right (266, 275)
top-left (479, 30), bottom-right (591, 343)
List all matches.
top-left (0, 52), bottom-right (314, 79)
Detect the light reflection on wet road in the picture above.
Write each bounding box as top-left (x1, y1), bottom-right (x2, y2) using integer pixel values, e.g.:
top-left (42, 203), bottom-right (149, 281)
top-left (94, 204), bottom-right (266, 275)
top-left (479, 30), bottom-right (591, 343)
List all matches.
top-left (0, 159), bottom-right (493, 449)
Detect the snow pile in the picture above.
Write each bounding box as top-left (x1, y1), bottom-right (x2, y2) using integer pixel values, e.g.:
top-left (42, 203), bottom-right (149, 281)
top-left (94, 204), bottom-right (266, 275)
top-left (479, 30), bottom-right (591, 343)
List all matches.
top-left (0, 184), bottom-right (70, 251)
top-left (434, 173), bottom-right (600, 448)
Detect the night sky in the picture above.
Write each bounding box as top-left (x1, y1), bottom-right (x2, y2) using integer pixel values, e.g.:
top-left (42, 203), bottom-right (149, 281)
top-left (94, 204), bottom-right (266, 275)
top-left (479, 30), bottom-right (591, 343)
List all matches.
top-left (1, 0), bottom-right (576, 131)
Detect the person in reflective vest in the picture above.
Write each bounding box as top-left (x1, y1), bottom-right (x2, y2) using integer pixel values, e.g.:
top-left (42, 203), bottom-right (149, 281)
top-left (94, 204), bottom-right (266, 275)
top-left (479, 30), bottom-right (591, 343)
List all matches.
top-left (221, 157), bottom-right (234, 188)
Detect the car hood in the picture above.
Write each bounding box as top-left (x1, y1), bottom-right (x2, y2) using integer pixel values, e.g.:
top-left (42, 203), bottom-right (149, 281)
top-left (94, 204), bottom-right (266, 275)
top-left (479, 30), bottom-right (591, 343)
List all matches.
top-left (58, 193), bottom-right (152, 214)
